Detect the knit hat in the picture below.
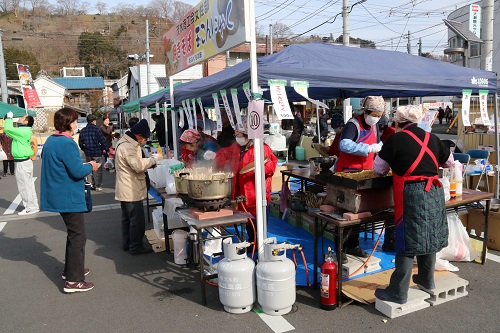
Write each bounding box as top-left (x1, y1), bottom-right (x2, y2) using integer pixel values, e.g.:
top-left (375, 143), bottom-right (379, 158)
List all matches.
top-left (130, 119), bottom-right (151, 138)
top-left (87, 114), bottom-right (96, 123)
top-left (180, 129), bottom-right (201, 143)
top-left (330, 113), bottom-right (344, 128)
top-left (361, 96), bottom-right (385, 112)
top-left (393, 105), bottom-right (426, 124)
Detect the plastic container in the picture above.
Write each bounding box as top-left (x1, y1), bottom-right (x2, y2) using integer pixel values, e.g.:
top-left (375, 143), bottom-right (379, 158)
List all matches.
top-left (171, 229), bottom-right (188, 264)
top-left (295, 146), bottom-right (305, 161)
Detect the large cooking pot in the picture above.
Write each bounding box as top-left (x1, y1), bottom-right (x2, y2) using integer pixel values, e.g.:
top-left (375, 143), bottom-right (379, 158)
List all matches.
top-left (173, 172), bottom-right (190, 195)
top-left (186, 172), bottom-right (233, 200)
top-left (308, 156), bottom-right (337, 173)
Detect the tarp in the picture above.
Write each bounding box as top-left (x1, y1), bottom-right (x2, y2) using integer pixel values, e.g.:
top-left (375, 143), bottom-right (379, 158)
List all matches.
top-left (173, 42), bottom-right (498, 106)
top-left (0, 101), bottom-right (37, 118)
top-left (122, 87), bottom-right (170, 113)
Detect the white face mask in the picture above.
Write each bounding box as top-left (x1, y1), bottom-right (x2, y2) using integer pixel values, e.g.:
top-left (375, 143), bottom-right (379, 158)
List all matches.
top-left (236, 137), bottom-right (248, 146)
top-left (365, 115), bottom-right (380, 126)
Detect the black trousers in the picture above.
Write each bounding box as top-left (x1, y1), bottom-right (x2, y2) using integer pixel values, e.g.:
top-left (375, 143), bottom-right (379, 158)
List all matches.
top-left (387, 253), bottom-right (436, 300)
top-left (61, 212), bottom-right (87, 282)
top-left (121, 201), bottom-right (146, 251)
top-left (3, 160), bottom-right (14, 174)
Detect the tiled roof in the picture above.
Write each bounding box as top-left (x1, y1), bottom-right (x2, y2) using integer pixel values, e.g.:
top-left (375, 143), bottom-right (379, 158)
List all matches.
top-left (52, 77), bottom-right (106, 90)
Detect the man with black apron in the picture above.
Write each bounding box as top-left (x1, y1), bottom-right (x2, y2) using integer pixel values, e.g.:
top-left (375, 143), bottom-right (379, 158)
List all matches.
top-left (372, 105), bottom-right (454, 304)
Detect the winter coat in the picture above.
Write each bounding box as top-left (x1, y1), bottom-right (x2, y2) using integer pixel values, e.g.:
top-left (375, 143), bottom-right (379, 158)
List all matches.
top-left (114, 132), bottom-right (156, 202)
top-left (40, 134), bottom-right (92, 213)
top-left (214, 141), bottom-right (278, 217)
top-left (3, 119), bottom-right (33, 160)
top-left (0, 133), bottom-right (14, 160)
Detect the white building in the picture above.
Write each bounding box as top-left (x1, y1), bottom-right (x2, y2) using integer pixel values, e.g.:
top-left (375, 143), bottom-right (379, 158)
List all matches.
top-left (445, 2), bottom-right (499, 90)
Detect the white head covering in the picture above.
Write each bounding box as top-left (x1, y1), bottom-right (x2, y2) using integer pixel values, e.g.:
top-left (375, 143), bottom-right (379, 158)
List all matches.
top-left (393, 105), bottom-right (426, 124)
top-left (361, 96), bottom-right (385, 112)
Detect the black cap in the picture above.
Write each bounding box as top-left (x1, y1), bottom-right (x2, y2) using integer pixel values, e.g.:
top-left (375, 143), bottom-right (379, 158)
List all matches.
top-left (87, 114), bottom-right (97, 123)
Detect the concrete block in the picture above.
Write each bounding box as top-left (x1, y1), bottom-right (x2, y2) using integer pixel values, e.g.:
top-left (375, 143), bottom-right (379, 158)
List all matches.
top-left (375, 287), bottom-right (430, 318)
top-left (342, 254), bottom-right (381, 277)
top-left (417, 274), bottom-right (469, 306)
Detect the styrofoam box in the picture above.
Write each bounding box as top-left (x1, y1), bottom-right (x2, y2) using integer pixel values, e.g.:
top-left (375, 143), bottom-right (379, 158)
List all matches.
top-left (152, 207), bottom-right (164, 239)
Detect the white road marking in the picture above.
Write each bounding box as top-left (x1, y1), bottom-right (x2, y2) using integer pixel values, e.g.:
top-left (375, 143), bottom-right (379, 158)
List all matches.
top-left (486, 252), bottom-right (500, 263)
top-left (256, 311), bottom-right (295, 333)
top-left (0, 203), bottom-right (122, 222)
top-left (4, 177), bottom-right (37, 215)
top-left (0, 222), bottom-right (6, 232)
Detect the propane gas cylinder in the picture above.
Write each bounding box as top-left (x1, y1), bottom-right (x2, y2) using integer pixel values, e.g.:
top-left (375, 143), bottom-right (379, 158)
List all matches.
top-left (218, 238), bottom-right (256, 314)
top-left (256, 238), bottom-right (296, 316)
top-left (320, 247), bottom-right (337, 310)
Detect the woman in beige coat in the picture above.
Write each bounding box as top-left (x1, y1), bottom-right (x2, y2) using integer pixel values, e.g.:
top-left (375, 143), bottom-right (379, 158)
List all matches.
top-left (115, 119), bottom-right (157, 255)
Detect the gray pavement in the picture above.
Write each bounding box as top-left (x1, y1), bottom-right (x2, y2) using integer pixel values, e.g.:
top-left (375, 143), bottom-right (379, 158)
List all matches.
top-left (2, 125), bottom-right (500, 332)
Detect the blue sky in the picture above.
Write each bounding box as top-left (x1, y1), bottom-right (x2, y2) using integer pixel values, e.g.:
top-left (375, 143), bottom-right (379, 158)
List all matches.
top-left (87, 0), bottom-right (481, 55)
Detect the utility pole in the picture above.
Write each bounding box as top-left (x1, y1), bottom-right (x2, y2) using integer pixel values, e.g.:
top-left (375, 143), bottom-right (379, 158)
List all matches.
top-left (407, 31), bottom-right (411, 54)
top-left (145, 18), bottom-right (151, 95)
top-left (0, 30), bottom-right (8, 103)
top-left (418, 38), bottom-right (422, 56)
top-left (481, 0), bottom-right (494, 71)
top-left (269, 24), bottom-right (273, 55)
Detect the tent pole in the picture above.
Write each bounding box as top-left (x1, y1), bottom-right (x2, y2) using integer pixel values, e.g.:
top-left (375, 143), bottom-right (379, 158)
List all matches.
top-left (163, 102), bottom-right (169, 155)
top-left (170, 76), bottom-right (178, 159)
top-left (248, 0), bottom-right (266, 257)
top-left (494, 93), bottom-right (499, 199)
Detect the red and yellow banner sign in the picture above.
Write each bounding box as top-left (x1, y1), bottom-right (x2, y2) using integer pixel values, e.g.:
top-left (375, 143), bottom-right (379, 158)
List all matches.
top-left (17, 64), bottom-right (41, 108)
top-left (163, 0), bottom-right (250, 74)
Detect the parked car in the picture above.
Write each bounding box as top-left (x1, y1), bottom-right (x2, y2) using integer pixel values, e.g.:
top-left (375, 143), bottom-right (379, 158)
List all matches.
top-left (77, 117), bottom-right (87, 133)
top-left (109, 112), bottom-right (120, 129)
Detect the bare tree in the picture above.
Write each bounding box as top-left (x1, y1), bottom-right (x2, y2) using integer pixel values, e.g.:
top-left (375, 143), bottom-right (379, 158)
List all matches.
top-left (94, 1), bottom-right (107, 15)
top-left (0, 0), bottom-right (11, 13)
top-left (11, 0), bottom-right (20, 16)
top-left (171, 1), bottom-right (191, 23)
top-left (272, 22), bottom-right (293, 40)
top-left (56, 0), bottom-right (81, 15)
top-left (148, 0), bottom-right (172, 20)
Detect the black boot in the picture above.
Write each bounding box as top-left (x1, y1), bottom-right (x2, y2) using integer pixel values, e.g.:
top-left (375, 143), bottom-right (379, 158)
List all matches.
top-left (382, 226), bottom-right (396, 252)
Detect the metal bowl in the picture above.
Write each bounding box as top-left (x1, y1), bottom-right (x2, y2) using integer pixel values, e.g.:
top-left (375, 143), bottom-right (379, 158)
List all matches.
top-left (491, 198), bottom-right (500, 212)
top-left (309, 156), bottom-right (337, 172)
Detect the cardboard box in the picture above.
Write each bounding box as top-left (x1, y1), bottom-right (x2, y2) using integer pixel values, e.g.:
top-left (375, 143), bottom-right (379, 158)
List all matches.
top-left (470, 171), bottom-right (497, 195)
top-left (270, 200), bottom-right (282, 218)
top-left (271, 165), bottom-right (286, 192)
top-left (466, 208), bottom-right (500, 250)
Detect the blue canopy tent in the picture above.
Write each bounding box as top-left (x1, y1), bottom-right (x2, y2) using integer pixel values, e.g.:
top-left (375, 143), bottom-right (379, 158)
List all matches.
top-left (173, 42), bottom-right (497, 106)
top-left (122, 87), bottom-right (171, 113)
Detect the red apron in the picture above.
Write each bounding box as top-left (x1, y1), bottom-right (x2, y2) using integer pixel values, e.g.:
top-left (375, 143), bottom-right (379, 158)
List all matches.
top-left (335, 115), bottom-right (378, 172)
top-left (393, 130), bottom-right (441, 254)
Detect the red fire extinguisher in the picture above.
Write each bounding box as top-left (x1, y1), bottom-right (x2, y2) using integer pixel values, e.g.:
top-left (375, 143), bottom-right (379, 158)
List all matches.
top-left (320, 247), bottom-right (337, 310)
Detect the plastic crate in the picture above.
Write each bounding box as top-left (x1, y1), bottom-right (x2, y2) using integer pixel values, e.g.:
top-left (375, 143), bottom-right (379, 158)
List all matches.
top-left (300, 212), bottom-right (315, 234)
top-left (287, 209), bottom-right (302, 227)
top-left (270, 200), bottom-right (282, 218)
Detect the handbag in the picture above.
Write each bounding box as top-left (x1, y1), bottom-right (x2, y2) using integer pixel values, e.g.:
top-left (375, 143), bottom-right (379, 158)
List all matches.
top-left (84, 182), bottom-right (93, 213)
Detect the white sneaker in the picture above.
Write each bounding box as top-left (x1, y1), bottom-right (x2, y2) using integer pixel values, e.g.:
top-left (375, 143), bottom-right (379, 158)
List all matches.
top-left (18, 209), bottom-right (40, 215)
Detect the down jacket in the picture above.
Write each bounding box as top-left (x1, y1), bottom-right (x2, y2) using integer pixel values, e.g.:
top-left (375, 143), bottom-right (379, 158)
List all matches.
top-left (115, 132), bottom-right (156, 202)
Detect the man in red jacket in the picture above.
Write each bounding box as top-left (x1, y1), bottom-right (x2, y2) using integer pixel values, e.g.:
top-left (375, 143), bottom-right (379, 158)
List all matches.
top-left (214, 117), bottom-right (278, 243)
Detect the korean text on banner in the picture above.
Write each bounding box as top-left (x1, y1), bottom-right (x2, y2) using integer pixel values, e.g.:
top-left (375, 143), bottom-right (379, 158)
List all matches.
top-left (243, 82), bottom-right (252, 102)
top-left (178, 107), bottom-right (185, 128)
top-left (182, 100), bottom-right (194, 129)
top-left (291, 81), bottom-right (329, 109)
top-left (17, 64), bottom-right (41, 108)
top-left (268, 80), bottom-right (293, 120)
top-left (220, 90), bottom-right (236, 129)
top-left (230, 88), bottom-right (244, 131)
top-left (247, 100), bottom-right (265, 139)
top-left (212, 93), bottom-right (223, 132)
top-left (197, 98), bottom-right (206, 130)
top-left (461, 90), bottom-right (472, 127)
top-left (418, 110), bottom-right (438, 132)
top-left (479, 90), bottom-right (490, 126)
top-left (191, 99), bottom-right (197, 125)
top-left (162, 0), bottom-right (250, 75)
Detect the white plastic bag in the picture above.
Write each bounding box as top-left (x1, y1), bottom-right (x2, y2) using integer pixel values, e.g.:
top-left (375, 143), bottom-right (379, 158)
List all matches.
top-left (165, 170), bottom-right (176, 194)
top-left (438, 212), bottom-right (473, 262)
top-left (439, 177), bottom-right (451, 202)
top-left (104, 157), bottom-right (114, 169)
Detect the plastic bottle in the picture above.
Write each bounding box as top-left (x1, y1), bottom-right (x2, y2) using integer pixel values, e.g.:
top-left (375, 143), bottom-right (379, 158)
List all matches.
top-left (449, 166), bottom-right (457, 199)
top-left (157, 147), bottom-right (163, 158)
top-left (454, 161), bottom-right (463, 197)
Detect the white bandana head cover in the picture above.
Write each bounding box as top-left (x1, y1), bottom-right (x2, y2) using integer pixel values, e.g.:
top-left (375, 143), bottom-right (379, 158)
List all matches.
top-left (361, 96), bottom-right (385, 112)
top-left (393, 105), bottom-right (427, 124)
